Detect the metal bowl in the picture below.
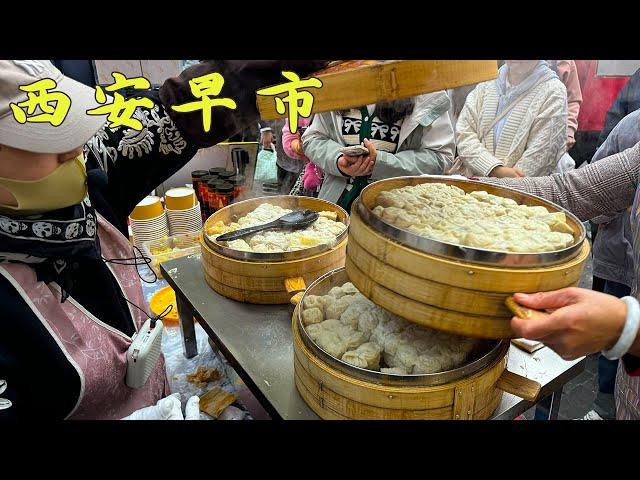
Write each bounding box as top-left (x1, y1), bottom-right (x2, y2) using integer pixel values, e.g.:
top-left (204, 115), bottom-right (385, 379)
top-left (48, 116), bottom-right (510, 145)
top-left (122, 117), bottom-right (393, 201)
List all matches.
top-left (356, 176), bottom-right (586, 268)
top-left (203, 195), bottom-right (349, 262)
top-left (296, 268), bottom-right (507, 387)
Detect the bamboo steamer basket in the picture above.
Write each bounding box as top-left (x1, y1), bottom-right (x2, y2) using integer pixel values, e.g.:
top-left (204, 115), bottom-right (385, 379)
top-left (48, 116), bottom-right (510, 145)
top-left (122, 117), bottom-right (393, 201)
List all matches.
top-left (292, 269), bottom-right (541, 420)
top-left (201, 196), bottom-right (349, 304)
top-left (345, 177), bottom-right (591, 338)
top-left (257, 60), bottom-right (497, 120)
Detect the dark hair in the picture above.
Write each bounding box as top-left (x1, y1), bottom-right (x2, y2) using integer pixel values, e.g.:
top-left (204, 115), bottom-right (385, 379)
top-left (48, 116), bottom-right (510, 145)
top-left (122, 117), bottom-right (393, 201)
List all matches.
top-left (374, 98), bottom-right (415, 124)
top-left (339, 97), bottom-right (415, 124)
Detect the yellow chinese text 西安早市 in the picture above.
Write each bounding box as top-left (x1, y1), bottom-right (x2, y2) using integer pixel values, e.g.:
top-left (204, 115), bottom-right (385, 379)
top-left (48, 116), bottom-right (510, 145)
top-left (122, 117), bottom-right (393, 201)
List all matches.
top-left (86, 72), bottom-right (154, 131)
top-left (10, 78), bottom-right (71, 126)
top-left (171, 73), bottom-right (237, 133)
top-left (256, 71), bottom-right (323, 134)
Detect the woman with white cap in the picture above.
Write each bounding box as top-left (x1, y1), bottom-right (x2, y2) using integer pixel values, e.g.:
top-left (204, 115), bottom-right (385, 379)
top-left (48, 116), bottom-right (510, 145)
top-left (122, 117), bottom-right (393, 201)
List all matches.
top-left (0, 59), bottom-right (326, 420)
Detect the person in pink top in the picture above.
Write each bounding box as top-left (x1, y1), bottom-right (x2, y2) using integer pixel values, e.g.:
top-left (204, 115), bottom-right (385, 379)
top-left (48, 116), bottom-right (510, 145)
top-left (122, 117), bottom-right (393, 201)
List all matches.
top-left (549, 60), bottom-right (583, 150)
top-left (282, 116), bottom-right (323, 196)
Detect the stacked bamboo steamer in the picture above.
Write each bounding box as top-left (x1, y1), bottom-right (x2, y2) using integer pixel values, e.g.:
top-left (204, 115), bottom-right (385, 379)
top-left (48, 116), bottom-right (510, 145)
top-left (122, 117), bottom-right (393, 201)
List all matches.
top-left (292, 269), bottom-right (542, 420)
top-left (293, 177), bottom-right (590, 420)
top-left (345, 176), bottom-right (590, 339)
top-left (200, 196), bottom-right (349, 304)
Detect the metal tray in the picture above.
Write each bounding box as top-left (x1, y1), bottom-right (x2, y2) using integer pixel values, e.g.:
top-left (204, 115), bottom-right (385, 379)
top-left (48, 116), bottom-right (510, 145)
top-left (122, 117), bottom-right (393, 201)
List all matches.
top-left (296, 268), bottom-right (507, 387)
top-left (203, 195), bottom-right (349, 262)
top-left (357, 176), bottom-right (586, 267)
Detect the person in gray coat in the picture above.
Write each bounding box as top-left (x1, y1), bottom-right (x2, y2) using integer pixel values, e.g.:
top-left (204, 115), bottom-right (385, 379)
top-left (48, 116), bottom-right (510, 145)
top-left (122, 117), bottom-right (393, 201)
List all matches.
top-left (301, 92), bottom-right (455, 211)
top-left (584, 109), bottom-right (640, 419)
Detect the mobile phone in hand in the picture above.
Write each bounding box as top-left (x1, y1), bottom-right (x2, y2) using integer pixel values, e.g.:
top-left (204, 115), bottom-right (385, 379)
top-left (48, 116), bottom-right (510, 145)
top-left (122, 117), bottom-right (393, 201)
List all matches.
top-left (340, 145), bottom-right (369, 157)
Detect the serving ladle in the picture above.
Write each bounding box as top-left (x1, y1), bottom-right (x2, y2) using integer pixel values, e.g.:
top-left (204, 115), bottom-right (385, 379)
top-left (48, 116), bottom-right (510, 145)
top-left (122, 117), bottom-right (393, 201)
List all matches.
top-left (216, 209), bottom-right (320, 242)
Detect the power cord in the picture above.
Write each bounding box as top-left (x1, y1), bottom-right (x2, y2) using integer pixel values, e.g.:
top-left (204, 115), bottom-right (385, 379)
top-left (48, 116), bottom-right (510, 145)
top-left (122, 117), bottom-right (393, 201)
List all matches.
top-left (102, 245), bottom-right (168, 329)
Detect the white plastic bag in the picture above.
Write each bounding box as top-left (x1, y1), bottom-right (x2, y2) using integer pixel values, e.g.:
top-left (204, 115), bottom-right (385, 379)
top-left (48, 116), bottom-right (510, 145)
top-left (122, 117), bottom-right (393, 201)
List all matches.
top-left (218, 405), bottom-right (246, 420)
top-left (254, 145), bottom-right (278, 182)
top-left (555, 152), bottom-right (575, 174)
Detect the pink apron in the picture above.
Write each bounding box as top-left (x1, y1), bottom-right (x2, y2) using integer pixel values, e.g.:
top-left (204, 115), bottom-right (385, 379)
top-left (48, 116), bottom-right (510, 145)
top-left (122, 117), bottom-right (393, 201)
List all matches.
top-left (0, 214), bottom-right (169, 419)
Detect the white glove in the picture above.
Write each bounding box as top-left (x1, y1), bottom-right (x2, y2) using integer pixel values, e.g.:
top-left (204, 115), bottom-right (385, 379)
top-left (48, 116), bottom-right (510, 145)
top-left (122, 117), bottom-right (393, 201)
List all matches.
top-left (122, 393), bottom-right (201, 420)
top-left (184, 395), bottom-right (201, 420)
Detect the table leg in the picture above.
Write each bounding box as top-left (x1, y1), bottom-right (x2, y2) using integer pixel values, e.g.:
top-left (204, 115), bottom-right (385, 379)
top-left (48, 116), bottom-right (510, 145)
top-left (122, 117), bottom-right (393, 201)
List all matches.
top-left (547, 389), bottom-right (563, 420)
top-left (175, 293), bottom-right (198, 358)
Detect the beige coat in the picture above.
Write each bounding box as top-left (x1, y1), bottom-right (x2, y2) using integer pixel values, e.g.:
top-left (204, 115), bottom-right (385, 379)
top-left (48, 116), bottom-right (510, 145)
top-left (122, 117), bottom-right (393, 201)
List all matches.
top-left (455, 77), bottom-right (568, 177)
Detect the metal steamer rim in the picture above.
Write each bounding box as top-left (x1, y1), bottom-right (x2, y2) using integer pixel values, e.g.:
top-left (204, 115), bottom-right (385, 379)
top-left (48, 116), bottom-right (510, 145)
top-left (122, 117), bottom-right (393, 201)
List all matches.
top-left (296, 267), bottom-right (507, 387)
top-left (356, 176), bottom-right (586, 268)
top-left (203, 195), bottom-right (350, 262)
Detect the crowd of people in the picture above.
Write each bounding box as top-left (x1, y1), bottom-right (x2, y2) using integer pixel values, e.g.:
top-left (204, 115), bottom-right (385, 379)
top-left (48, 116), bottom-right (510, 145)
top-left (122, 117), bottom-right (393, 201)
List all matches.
top-left (260, 60), bottom-right (640, 420)
top-left (2, 59), bottom-right (640, 421)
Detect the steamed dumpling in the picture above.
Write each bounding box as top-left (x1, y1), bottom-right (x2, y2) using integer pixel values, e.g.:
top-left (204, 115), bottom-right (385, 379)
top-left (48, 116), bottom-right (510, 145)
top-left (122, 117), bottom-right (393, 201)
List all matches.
top-left (302, 307), bottom-right (324, 326)
top-left (303, 295), bottom-right (326, 313)
top-left (325, 295), bottom-right (353, 320)
top-left (342, 342), bottom-right (382, 370)
top-left (304, 281), bottom-right (481, 376)
top-left (372, 183), bottom-right (576, 254)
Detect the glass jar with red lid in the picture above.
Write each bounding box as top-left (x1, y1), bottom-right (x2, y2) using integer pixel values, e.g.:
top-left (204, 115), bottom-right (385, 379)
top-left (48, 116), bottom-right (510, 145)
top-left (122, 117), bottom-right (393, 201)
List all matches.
top-left (191, 170), bottom-right (209, 204)
top-left (215, 182), bottom-right (234, 209)
top-left (228, 175), bottom-right (246, 199)
top-left (197, 174), bottom-right (216, 205)
top-left (218, 170), bottom-right (235, 182)
top-left (206, 179), bottom-right (224, 215)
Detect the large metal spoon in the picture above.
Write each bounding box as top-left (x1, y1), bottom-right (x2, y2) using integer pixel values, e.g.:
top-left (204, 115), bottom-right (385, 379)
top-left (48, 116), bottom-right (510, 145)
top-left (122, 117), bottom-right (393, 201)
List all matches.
top-left (216, 209), bottom-right (320, 242)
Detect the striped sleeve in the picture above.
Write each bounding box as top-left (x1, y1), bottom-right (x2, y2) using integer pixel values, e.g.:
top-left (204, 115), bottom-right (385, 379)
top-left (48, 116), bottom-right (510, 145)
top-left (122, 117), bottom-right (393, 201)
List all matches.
top-left (478, 141), bottom-right (640, 221)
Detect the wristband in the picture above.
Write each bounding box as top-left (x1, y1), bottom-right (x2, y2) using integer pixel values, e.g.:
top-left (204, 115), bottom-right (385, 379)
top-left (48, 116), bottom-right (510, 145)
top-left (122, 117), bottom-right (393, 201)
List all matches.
top-left (602, 296), bottom-right (640, 360)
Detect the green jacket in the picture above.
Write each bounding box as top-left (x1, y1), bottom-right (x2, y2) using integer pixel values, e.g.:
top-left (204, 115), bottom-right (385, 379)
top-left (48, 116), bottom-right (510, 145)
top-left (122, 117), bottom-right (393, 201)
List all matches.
top-left (301, 91), bottom-right (455, 203)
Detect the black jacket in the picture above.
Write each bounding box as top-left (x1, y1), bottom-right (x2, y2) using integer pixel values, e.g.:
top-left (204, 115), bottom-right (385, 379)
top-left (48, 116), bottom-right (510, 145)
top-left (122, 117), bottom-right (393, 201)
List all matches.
top-left (598, 68), bottom-right (640, 146)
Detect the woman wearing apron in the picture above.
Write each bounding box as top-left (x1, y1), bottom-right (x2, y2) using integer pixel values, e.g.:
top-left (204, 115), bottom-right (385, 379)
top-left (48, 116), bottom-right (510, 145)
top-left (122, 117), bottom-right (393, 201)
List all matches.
top-left (0, 59), bottom-right (326, 420)
top-left (482, 140), bottom-right (640, 419)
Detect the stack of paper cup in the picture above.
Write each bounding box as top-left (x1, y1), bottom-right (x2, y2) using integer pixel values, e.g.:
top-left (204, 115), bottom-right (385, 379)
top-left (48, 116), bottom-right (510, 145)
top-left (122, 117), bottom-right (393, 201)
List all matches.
top-left (129, 196), bottom-right (169, 250)
top-left (165, 187), bottom-right (202, 235)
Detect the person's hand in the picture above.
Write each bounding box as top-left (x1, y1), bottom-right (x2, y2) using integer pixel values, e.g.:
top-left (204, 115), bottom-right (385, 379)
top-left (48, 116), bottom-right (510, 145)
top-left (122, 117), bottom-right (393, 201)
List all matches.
top-left (260, 131), bottom-right (274, 149)
top-left (490, 166), bottom-right (525, 178)
top-left (291, 138), bottom-right (304, 156)
top-left (337, 154), bottom-right (374, 177)
top-left (510, 288), bottom-right (628, 360)
top-left (363, 138), bottom-right (377, 165)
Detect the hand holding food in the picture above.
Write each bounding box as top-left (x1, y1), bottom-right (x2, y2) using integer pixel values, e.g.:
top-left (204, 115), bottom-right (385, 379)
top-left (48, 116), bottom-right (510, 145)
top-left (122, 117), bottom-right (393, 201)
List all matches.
top-left (510, 288), bottom-right (632, 360)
